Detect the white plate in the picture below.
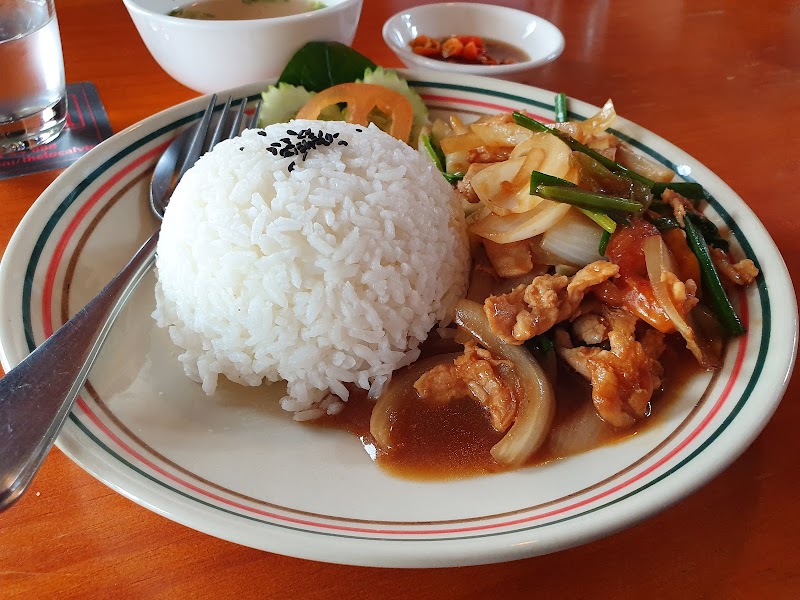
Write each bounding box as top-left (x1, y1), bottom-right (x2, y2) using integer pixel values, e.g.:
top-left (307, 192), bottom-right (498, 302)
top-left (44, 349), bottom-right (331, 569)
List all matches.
top-left (0, 72), bottom-right (796, 568)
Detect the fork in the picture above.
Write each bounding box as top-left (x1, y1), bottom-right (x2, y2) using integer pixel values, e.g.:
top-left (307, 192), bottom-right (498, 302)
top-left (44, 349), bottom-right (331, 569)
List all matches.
top-left (0, 94), bottom-right (260, 512)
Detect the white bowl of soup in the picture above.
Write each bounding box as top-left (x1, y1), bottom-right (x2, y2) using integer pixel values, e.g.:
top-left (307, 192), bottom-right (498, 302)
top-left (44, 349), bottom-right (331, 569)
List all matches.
top-left (123, 0), bottom-right (363, 93)
top-left (382, 3), bottom-right (564, 82)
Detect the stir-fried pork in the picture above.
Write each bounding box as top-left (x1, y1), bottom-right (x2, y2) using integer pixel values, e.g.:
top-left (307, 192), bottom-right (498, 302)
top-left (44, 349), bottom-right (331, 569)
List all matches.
top-left (662, 271), bottom-right (700, 316)
top-left (414, 340), bottom-right (518, 432)
top-left (483, 239), bottom-right (534, 278)
top-left (710, 247), bottom-right (759, 286)
top-left (484, 260), bottom-right (619, 344)
top-left (571, 313), bottom-right (610, 345)
top-left (662, 189), bottom-right (695, 227)
top-left (468, 145), bottom-right (514, 164)
top-left (556, 309), bottom-right (663, 427)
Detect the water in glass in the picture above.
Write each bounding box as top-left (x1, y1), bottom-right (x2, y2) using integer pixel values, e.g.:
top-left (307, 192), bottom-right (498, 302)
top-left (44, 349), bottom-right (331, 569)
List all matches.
top-left (0, 0), bottom-right (67, 153)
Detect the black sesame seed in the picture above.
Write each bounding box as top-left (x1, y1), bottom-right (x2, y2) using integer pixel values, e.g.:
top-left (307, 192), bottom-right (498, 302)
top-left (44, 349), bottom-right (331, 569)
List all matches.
top-left (271, 142), bottom-right (281, 147)
top-left (257, 131), bottom-right (267, 137)
top-left (287, 129), bottom-right (297, 135)
top-left (282, 137), bottom-right (291, 143)
top-left (239, 147), bottom-right (244, 151)
top-left (288, 161), bottom-right (295, 172)
top-left (355, 128), bottom-right (363, 132)
top-left (333, 133), bottom-right (340, 138)
top-left (267, 148), bottom-right (278, 155)
top-left (338, 140), bottom-right (348, 146)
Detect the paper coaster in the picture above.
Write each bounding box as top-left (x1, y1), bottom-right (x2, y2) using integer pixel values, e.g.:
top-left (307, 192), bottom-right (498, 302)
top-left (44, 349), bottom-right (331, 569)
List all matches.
top-left (0, 82), bottom-right (114, 181)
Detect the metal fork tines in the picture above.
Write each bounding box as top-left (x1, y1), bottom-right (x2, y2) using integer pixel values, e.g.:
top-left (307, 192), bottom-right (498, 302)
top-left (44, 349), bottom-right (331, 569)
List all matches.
top-left (151, 95), bottom-right (262, 219)
top-left (178, 95), bottom-right (261, 182)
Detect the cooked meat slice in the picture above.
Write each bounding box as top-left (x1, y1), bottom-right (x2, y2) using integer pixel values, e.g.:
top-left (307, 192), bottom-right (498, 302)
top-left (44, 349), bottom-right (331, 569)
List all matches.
top-left (483, 239), bottom-right (534, 278)
top-left (639, 327), bottom-right (666, 360)
top-left (484, 283), bottom-right (527, 343)
top-left (454, 343), bottom-right (518, 431)
top-left (515, 273), bottom-right (570, 341)
top-left (662, 272), bottom-right (700, 316)
top-left (554, 327), bottom-right (591, 379)
top-left (661, 188), bottom-right (695, 227)
top-left (413, 363), bottom-right (471, 405)
top-left (571, 313), bottom-right (610, 345)
top-left (584, 336), bottom-right (658, 427)
top-left (710, 247), bottom-right (759, 286)
top-left (484, 260), bottom-right (620, 344)
top-left (468, 145), bottom-right (514, 163)
top-left (568, 261), bottom-right (621, 301)
top-left (414, 341), bottom-right (518, 432)
top-left (556, 309), bottom-right (662, 428)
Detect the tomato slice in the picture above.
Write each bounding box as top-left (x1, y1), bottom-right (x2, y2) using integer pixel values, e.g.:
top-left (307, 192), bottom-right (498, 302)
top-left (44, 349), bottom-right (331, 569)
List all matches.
top-left (662, 227), bottom-right (702, 288)
top-left (606, 218), bottom-right (660, 278)
top-left (295, 83), bottom-right (413, 143)
top-left (593, 277), bottom-right (675, 333)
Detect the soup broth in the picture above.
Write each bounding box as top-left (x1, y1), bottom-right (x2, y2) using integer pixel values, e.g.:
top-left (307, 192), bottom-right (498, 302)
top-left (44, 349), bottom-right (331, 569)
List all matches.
top-left (168, 0), bottom-right (326, 20)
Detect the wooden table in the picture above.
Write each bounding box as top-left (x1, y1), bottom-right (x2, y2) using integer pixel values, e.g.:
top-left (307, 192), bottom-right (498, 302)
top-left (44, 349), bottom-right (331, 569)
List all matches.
top-left (2, 0), bottom-right (798, 597)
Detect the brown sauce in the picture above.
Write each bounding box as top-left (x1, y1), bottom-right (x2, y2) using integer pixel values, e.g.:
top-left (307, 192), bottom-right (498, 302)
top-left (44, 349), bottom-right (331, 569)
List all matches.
top-left (308, 340), bottom-right (703, 481)
top-left (480, 39), bottom-right (530, 64)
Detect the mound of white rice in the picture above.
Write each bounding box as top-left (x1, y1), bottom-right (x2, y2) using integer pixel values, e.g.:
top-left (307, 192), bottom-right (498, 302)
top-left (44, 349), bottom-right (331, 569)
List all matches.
top-left (153, 119), bottom-right (469, 420)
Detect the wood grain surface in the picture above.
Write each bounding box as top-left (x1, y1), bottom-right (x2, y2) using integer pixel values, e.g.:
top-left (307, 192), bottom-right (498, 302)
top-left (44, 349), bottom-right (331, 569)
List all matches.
top-left (1, 0), bottom-right (799, 597)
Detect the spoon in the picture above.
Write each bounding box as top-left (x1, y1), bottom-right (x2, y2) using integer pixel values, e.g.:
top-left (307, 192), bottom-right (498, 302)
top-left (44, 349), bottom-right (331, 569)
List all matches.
top-left (0, 94), bottom-right (260, 511)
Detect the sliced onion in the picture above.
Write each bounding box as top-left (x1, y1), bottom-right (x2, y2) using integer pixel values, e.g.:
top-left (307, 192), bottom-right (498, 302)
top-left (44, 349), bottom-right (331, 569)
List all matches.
top-left (454, 300), bottom-right (556, 466)
top-left (471, 158), bottom-right (526, 204)
top-left (440, 131), bottom-right (483, 154)
top-left (460, 133), bottom-right (571, 216)
top-left (465, 202), bottom-right (493, 226)
top-left (470, 202), bottom-right (570, 243)
top-left (446, 150), bottom-right (470, 176)
top-left (546, 400), bottom-right (607, 458)
top-left (486, 149), bottom-right (549, 214)
top-left (431, 118), bottom-right (453, 141)
top-left (550, 121), bottom-right (582, 140)
top-left (642, 235), bottom-right (718, 368)
top-left (508, 132), bottom-right (572, 180)
top-left (564, 98), bottom-right (617, 141)
top-left (470, 122), bottom-right (534, 147)
top-left (449, 114), bottom-right (470, 135)
top-left (540, 209), bottom-right (604, 267)
top-left (615, 142), bottom-right (675, 183)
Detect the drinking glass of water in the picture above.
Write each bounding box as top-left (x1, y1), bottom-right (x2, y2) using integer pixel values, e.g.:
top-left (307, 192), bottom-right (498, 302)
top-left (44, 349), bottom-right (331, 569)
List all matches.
top-left (0, 0), bottom-right (67, 154)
